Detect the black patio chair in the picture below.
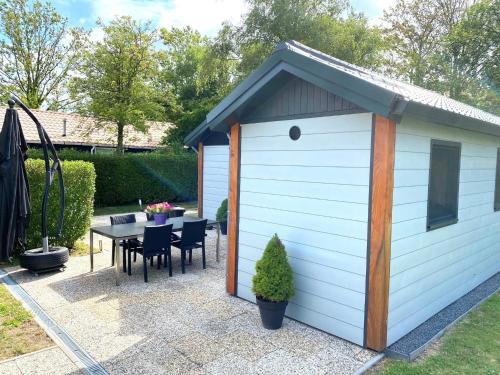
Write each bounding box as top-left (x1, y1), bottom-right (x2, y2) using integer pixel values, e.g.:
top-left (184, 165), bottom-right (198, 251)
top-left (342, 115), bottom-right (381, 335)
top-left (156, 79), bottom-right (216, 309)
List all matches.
top-left (110, 214), bottom-right (141, 272)
top-left (131, 224), bottom-right (173, 282)
top-left (171, 219), bottom-right (207, 274)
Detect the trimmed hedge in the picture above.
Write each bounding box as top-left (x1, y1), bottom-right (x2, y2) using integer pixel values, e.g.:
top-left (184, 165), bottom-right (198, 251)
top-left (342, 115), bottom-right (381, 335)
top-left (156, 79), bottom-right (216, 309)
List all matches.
top-left (28, 149), bottom-right (197, 206)
top-left (25, 159), bottom-right (96, 250)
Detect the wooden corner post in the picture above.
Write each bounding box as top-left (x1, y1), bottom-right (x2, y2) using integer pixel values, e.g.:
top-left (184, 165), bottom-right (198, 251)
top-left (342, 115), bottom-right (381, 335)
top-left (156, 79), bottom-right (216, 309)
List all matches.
top-left (197, 141), bottom-right (204, 218)
top-left (227, 123), bottom-right (241, 295)
top-left (365, 114), bottom-right (396, 351)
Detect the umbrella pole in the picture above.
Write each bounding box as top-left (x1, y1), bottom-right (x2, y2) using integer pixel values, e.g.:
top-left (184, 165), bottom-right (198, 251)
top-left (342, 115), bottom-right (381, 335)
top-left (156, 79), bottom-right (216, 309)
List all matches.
top-left (10, 96), bottom-right (65, 253)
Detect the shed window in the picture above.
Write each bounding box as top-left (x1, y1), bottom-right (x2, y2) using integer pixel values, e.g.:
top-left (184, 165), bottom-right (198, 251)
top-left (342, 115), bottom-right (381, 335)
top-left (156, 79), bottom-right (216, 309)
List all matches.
top-left (495, 149), bottom-right (500, 211)
top-left (427, 140), bottom-right (461, 231)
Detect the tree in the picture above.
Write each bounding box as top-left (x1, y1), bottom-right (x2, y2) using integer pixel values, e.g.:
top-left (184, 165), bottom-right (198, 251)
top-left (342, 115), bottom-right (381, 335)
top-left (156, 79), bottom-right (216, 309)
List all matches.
top-left (158, 26), bottom-right (236, 146)
top-left (384, 0), bottom-right (499, 114)
top-left (384, 0), bottom-right (466, 87)
top-left (235, 0), bottom-right (386, 77)
top-left (438, 0), bottom-right (499, 106)
top-left (71, 17), bottom-right (163, 153)
top-left (0, 0), bottom-right (84, 109)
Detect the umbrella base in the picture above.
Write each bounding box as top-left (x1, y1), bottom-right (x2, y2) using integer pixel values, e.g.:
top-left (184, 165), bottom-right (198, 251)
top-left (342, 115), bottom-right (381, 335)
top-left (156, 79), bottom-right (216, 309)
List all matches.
top-left (20, 246), bottom-right (69, 273)
top-left (29, 265), bottom-right (66, 276)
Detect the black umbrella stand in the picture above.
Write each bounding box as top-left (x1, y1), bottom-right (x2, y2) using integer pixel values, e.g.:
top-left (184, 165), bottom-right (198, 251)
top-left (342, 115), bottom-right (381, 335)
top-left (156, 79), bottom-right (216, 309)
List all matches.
top-left (9, 97), bottom-right (69, 274)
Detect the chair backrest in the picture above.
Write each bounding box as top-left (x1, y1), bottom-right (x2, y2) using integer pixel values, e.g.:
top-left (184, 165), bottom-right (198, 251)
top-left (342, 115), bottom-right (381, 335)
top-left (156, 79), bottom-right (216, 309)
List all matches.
top-left (146, 212), bottom-right (154, 221)
top-left (143, 224), bottom-right (173, 256)
top-left (181, 219), bottom-right (207, 246)
top-left (110, 214), bottom-right (136, 225)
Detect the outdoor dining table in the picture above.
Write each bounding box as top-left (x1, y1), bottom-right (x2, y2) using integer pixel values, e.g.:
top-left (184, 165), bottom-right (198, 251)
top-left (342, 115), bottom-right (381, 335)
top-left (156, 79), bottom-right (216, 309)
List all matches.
top-left (89, 216), bottom-right (220, 285)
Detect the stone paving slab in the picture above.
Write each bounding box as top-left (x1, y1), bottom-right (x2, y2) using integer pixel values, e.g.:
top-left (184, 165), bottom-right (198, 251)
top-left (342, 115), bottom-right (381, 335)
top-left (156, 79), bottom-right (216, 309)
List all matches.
top-left (0, 347), bottom-right (80, 375)
top-left (4, 227), bottom-right (376, 374)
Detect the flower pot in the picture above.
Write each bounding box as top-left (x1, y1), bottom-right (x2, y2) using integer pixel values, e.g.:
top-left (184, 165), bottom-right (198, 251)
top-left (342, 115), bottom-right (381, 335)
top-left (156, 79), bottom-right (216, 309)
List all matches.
top-left (153, 213), bottom-right (168, 225)
top-left (220, 221), bottom-right (227, 235)
top-left (256, 297), bottom-right (288, 330)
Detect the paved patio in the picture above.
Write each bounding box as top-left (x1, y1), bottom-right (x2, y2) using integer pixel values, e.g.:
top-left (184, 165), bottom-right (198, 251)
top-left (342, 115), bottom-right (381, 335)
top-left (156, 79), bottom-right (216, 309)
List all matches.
top-left (2, 226), bottom-right (376, 374)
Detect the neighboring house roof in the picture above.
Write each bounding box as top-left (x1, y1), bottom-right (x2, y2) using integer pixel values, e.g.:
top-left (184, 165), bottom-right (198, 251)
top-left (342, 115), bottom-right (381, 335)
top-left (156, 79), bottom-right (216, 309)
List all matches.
top-left (185, 40), bottom-right (500, 146)
top-left (2, 106), bottom-right (171, 149)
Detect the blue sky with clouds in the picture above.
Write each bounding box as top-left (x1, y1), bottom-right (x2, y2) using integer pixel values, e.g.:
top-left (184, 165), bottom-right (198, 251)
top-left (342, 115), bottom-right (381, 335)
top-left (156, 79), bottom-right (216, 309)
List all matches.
top-left (52, 0), bottom-right (395, 35)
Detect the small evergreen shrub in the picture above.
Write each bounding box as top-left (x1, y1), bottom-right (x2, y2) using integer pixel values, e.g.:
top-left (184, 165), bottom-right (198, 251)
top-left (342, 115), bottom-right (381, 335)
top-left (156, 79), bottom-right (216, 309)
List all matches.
top-left (25, 159), bottom-right (96, 251)
top-left (28, 148), bottom-right (197, 206)
top-left (252, 234), bottom-right (294, 302)
top-left (215, 198), bottom-right (228, 222)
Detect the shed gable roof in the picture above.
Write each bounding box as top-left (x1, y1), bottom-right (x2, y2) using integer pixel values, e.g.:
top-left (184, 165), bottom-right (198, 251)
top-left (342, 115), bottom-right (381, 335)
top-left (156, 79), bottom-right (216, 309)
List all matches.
top-left (185, 40), bottom-right (500, 146)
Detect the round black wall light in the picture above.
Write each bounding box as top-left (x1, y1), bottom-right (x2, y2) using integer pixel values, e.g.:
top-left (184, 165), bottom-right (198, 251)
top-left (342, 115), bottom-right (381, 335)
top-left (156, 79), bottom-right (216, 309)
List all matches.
top-left (289, 126), bottom-right (301, 141)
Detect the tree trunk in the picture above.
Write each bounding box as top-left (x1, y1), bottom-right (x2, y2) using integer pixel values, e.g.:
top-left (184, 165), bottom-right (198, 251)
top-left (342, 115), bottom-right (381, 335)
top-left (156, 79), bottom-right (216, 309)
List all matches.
top-left (116, 123), bottom-right (125, 154)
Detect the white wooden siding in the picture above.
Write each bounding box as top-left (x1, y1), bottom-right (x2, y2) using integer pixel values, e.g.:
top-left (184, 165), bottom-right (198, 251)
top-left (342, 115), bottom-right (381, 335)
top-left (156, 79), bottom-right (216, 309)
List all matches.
top-left (203, 145), bottom-right (229, 221)
top-left (237, 113), bottom-right (372, 345)
top-left (388, 117), bottom-right (500, 345)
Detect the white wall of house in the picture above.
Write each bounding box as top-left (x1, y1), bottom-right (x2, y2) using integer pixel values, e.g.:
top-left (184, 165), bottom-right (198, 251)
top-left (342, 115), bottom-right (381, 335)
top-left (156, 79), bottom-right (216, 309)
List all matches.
top-left (236, 113), bottom-right (372, 345)
top-left (203, 145), bottom-right (229, 221)
top-left (388, 116), bottom-right (500, 345)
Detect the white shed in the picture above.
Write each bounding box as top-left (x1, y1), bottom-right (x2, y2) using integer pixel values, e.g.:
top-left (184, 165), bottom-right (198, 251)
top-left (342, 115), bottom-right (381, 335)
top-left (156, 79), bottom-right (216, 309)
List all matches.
top-left (196, 132), bottom-right (229, 221)
top-left (186, 41), bottom-right (500, 351)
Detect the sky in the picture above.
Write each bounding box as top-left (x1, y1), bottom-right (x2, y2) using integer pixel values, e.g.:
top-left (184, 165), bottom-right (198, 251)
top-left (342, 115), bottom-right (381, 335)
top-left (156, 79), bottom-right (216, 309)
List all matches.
top-left (53, 0), bottom-right (396, 37)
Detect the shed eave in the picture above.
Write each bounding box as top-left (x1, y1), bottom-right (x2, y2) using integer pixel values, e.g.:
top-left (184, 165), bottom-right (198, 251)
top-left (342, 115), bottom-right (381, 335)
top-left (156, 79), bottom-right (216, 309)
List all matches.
top-left (402, 101), bottom-right (500, 137)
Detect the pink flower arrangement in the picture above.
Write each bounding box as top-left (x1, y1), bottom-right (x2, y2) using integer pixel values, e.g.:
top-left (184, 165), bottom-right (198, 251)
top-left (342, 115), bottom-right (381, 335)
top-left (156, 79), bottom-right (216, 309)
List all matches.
top-left (145, 202), bottom-right (172, 214)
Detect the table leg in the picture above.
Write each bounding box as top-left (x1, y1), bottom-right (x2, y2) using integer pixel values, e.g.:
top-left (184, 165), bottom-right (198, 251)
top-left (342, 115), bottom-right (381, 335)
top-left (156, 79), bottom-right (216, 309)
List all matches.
top-left (90, 230), bottom-right (94, 272)
top-left (115, 240), bottom-right (121, 286)
top-left (216, 223), bottom-right (220, 263)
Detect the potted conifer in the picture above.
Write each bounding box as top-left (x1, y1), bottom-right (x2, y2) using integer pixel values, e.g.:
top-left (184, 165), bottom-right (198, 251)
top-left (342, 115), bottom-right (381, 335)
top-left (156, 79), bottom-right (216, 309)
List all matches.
top-left (252, 234), bottom-right (294, 329)
top-left (216, 198), bottom-right (228, 235)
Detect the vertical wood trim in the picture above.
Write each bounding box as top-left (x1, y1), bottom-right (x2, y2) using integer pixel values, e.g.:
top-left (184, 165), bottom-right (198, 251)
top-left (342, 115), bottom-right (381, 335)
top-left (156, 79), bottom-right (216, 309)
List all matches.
top-left (197, 142), bottom-right (203, 218)
top-left (365, 114), bottom-right (396, 351)
top-left (227, 123), bottom-right (241, 295)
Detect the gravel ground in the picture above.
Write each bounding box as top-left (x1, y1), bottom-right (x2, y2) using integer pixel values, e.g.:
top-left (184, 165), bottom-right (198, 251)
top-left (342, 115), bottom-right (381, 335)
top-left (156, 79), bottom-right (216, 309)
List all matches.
top-left (387, 272), bottom-right (500, 360)
top-left (3, 221), bottom-right (376, 374)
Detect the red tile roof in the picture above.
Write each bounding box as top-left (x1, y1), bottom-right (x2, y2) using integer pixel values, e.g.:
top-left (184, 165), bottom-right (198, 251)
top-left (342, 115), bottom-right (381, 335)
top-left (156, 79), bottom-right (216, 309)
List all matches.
top-left (2, 107), bottom-right (172, 149)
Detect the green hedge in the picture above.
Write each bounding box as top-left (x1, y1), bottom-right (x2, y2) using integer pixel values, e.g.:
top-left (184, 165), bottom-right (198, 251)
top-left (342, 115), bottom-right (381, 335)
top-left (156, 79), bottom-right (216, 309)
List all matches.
top-left (25, 159), bottom-right (96, 250)
top-left (28, 149), bottom-right (197, 206)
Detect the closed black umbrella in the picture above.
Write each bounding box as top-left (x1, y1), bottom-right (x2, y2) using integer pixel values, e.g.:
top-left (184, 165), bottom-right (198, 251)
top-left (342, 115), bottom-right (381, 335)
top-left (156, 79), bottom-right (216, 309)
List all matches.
top-left (0, 99), bottom-right (30, 261)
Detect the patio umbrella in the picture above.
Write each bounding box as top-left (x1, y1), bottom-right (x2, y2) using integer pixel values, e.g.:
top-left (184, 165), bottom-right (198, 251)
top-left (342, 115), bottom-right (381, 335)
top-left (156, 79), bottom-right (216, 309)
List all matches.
top-left (0, 99), bottom-right (30, 261)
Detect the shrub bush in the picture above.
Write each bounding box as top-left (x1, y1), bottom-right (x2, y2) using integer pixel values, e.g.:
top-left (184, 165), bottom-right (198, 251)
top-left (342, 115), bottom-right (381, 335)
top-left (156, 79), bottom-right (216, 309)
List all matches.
top-left (216, 198), bottom-right (228, 222)
top-left (25, 159), bottom-right (96, 251)
top-left (252, 234), bottom-right (294, 302)
top-left (28, 149), bottom-right (197, 206)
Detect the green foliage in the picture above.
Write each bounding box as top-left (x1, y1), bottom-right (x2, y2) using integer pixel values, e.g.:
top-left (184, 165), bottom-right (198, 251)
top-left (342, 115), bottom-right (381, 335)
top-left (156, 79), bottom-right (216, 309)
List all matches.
top-left (384, 0), bottom-right (499, 114)
top-left (0, 0), bottom-right (85, 109)
top-left (70, 16), bottom-right (163, 152)
top-left (28, 148), bottom-right (197, 206)
top-left (25, 159), bottom-right (95, 250)
top-left (235, 0), bottom-right (387, 77)
top-left (252, 234), bottom-right (294, 302)
top-left (158, 26), bottom-right (236, 146)
top-left (215, 198), bottom-right (228, 222)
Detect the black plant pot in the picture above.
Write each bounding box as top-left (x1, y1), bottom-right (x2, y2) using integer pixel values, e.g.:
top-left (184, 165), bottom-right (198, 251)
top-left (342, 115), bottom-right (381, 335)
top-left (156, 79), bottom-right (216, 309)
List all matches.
top-left (220, 220), bottom-right (227, 235)
top-left (256, 297), bottom-right (288, 329)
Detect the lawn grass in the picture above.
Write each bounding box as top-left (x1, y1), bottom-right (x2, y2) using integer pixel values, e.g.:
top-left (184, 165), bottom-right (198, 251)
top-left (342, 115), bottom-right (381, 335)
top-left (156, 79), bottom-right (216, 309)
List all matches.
top-left (93, 201), bottom-right (197, 216)
top-left (69, 241), bottom-right (101, 257)
top-left (374, 293), bottom-right (499, 375)
top-left (0, 284), bottom-right (53, 361)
